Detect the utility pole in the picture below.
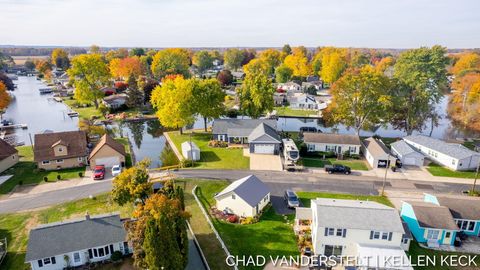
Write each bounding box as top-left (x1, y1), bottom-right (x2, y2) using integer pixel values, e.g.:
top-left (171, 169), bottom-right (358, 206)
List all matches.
top-left (189, 132), bottom-right (194, 167)
top-left (381, 153), bottom-right (390, 196)
top-left (472, 161), bottom-right (480, 195)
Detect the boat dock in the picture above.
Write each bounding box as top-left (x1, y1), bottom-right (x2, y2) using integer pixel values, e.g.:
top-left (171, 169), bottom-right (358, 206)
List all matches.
top-left (39, 88), bottom-right (53, 94)
top-left (0, 124), bottom-right (28, 130)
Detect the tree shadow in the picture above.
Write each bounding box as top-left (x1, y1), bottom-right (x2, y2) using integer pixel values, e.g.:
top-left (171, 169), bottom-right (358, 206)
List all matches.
top-left (200, 151), bottom-right (221, 162)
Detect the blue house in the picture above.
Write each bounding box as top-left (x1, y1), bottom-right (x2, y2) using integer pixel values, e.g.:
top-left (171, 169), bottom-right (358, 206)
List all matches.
top-left (424, 194), bottom-right (480, 237)
top-left (400, 201), bottom-right (458, 247)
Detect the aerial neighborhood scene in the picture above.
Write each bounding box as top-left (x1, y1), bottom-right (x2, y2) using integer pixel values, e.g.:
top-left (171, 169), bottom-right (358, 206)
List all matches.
top-left (1, 0), bottom-right (480, 269)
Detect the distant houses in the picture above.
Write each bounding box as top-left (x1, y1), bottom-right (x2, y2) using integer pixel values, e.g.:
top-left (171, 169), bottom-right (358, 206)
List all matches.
top-left (102, 94), bottom-right (128, 110)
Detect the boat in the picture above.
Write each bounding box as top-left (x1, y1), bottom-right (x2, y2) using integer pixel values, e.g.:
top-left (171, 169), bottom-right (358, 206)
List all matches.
top-left (39, 88), bottom-right (53, 94)
top-left (67, 111), bottom-right (79, 117)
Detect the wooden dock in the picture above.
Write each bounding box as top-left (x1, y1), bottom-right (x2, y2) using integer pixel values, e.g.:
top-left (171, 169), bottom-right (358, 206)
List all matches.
top-left (0, 124), bottom-right (27, 130)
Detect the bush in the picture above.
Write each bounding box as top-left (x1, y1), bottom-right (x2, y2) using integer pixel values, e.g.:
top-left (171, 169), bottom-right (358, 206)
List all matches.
top-left (208, 140), bottom-right (228, 148)
top-left (240, 217), bottom-right (256, 225)
top-left (110, 251), bottom-right (123, 262)
top-left (19, 180), bottom-right (23, 185)
top-left (57, 174), bottom-right (62, 180)
top-left (226, 109), bottom-right (238, 118)
top-left (226, 215), bottom-right (238, 223)
top-left (43, 176), bottom-right (48, 182)
top-left (78, 172), bottom-right (83, 178)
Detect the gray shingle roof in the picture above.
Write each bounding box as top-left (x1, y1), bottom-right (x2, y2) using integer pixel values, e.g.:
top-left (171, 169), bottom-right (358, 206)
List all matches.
top-left (363, 137), bottom-right (391, 157)
top-left (248, 123), bottom-right (281, 143)
top-left (215, 175), bottom-right (270, 207)
top-left (404, 135), bottom-right (479, 160)
top-left (391, 140), bottom-right (424, 157)
top-left (303, 133), bottom-right (361, 145)
top-left (212, 119), bottom-right (277, 136)
top-left (312, 198), bottom-right (404, 233)
top-left (436, 196), bottom-right (480, 220)
top-left (26, 213), bottom-right (127, 262)
top-left (406, 201), bottom-right (459, 230)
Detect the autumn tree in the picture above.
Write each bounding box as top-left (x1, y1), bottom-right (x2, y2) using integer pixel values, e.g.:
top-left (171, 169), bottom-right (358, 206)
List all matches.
top-left (193, 78), bottom-right (225, 131)
top-left (241, 49), bottom-right (256, 66)
top-left (151, 48), bottom-right (191, 79)
top-left (110, 56), bottom-right (143, 79)
top-left (217, 70), bottom-right (233, 86)
top-left (391, 46), bottom-right (449, 135)
top-left (283, 47), bottom-right (312, 77)
top-left (150, 76), bottom-right (196, 133)
top-left (319, 47), bottom-right (348, 85)
top-left (0, 73), bottom-right (14, 90)
top-left (24, 59), bottom-right (35, 71)
top-left (192, 50), bottom-right (214, 75)
top-left (67, 54), bottom-right (110, 108)
top-left (275, 64), bottom-right (293, 83)
top-left (0, 82), bottom-right (11, 120)
top-left (111, 159), bottom-right (152, 206)
top-left (327, 66), bottom-right (392, 134)
top-left (451, 52), bottom-right (480, 75)
top-left (237, 59), bottom-right (274, 118)
top-left (375, 56), bottom-right (395, 74)
top-left (51, 48), bottom-right (70, 70)
top-left (89, 45), bottom-right (101, 54)
top-left (223, 48), bottom-right (245, 71)
top-left (282, 44), bottom-right (292, 55)
top-left (259, 49), bottom-right (283, 75)
top-left (35, 60), bottom-right (52, 77)
top-left (142, 79), bottom-right (159, 103)
top-left (126, 74), bottom-right (144, 108)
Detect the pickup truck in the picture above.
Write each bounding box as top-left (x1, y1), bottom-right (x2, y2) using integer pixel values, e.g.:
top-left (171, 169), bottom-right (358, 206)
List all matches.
top-left (325, 164), bottom-right (351, 175)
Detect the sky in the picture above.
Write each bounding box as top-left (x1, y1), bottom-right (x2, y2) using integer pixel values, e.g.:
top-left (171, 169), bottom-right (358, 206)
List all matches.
top-left (1, 0), bottom-right (479, 48)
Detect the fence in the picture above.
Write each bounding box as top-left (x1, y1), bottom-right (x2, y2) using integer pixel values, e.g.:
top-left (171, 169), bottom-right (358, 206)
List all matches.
top-left (186, 221), bottom-right (211, 270)
top-left (192, 185), bottom-right (238, 270)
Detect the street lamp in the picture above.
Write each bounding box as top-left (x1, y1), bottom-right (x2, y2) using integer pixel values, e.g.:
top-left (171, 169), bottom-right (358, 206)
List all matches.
top-left (381, 153), bottom-right (390, 196)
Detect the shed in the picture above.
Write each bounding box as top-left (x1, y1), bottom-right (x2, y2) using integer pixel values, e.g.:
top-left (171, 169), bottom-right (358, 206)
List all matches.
top-left (181, 141), bottom-right (200, 161)
top-left (391, 140), bottom-right (425, 166)
top-left (362, 137), bottom-right (396, 168)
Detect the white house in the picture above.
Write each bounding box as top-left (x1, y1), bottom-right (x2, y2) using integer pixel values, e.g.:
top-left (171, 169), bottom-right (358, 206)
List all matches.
top-left (181, 141), bottom-right (200, 161)
top-left (391, 140), bottom-right (425, 167)
top-left (288, 93), bottom-right (325, 110)
top-left (277, 81), bottom-right (301, 92)
top-left (214, 175), bottom-right (270, 217)
top-left (26, 213), bottom-right (131, 270)
top-left (363, 137), bottom-right (396, 168)
top-left (295, 199), bottom-right (412, 269)
top-left (303, 132), bottom-right (361, 155)
top-left (102, 94), bottom-right (127, 109)
top-left (403, 135), bottom-right (480, 171)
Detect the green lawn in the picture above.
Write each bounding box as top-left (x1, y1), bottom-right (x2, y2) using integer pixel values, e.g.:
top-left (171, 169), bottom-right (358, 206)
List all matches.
top-left (63, 98), bottom-right (104, 120)
top-left (408, 241), bottom-right (480, 270)
top-left (301, 157), bottom-right (369, 170)
top-left (195, 181), bottom-right (298, 270)
top-left (0, 146), bottom-right (86, 194)
top-left (427, 163), bottom-right (478, 179)
top-left (168, 131), bottom-right (250, 169)
top-left (297, 191), bottom-right (393, 207)
top-left (275, 106), bottom-right (318, 117)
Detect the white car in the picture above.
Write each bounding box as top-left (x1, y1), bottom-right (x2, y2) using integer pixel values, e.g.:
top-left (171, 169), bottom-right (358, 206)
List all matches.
top-left (111, 165), bottom-right (122, 177)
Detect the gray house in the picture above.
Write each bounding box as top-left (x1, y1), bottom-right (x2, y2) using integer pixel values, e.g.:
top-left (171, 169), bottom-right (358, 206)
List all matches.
top-left (26, 213), bottom-right (130, 270)
top-left (391, 140), bottom-right (425, 167)
top-left (248, 123), bottom-right (281, 154)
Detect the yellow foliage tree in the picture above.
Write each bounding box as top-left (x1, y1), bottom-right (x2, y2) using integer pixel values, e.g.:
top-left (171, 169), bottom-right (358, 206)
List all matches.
top-left (283, 47), bottom-right (312, 77)
top-left (451, 53), bottom-right (480, 75)
top-left (0, 82), bottom-right (11, 120)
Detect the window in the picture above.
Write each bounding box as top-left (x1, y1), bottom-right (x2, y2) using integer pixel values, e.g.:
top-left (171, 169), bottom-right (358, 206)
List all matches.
top-left (373, 231), bottom-right (380, 239)
top-left (73, 252), bottom-right (80, 263)
top-left (456, 220), bottom-right (476, 232)
top-left (231, 194), bottom-right (236, 200)
top-left (307, 144), bottom-right (315, 151)
top-left (402, 238), bottom-right (409, 244)
top-left (336, 229), bottom-right (343, 236)
top-left (382, 232), bottom-right (389, 240)
top-left (445, 232), bottom-right (451, 238)
top-left (349, 146), bottom-right (357, 153)
top-left (326, 145), bottom-right (336, 152)
top-left (78, 157), bottom-right (84, 162)
top-left (58, 147), bottom-right (63, 152)
top-left (328, 228), bottom-right (335, 236)
top-left (42, 160), bottom-right (50, 165)
top-left (44, 257), bottom-right (51, 265)
top-left (56, 159), bottom-right (64, 163)
top-left (426, 229), bottom-right (440, 240)
top-left (98, 247), bottom-right (105, 257)
top-left (452, 159), bottom-right (456, 165)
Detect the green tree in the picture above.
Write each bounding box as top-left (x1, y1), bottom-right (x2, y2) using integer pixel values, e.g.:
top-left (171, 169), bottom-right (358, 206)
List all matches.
top-left (111, 159), bottom-right (152, 205)
top-left (238, 59), bottom-right (275, 118)
top-left (67, 54), bottom-right (110, 108)
top-left (51, 48), bottom-right (70, 70)
top-left (223, 48), bottom-right (245, 71)
top-left (259, 49), bottom-right (283, 75)
top-left (89, 45), bottom-right (101, 54)
top-left (282, 44), bottom-right (292, 55)
top-left (151, 48), bottom-right (191, 79)
top-left (150, 76), bottom-right (196, 133)
top-left (328, 66), bottom-right (392, 134)
top-left (130, 48), bottom-right (146, 57)
top-left (193, 78), bottom-right (225, 131)
top-left (126, 74), bottom-right (144, 108)
top-left (24, 59), bottom-right (36, 71)
top-left (275, 64), bottom-right (293, 83)
top-left (391, 46), bottom-right (449, 135)
top-left (192, 50), bottom-right (214, 75)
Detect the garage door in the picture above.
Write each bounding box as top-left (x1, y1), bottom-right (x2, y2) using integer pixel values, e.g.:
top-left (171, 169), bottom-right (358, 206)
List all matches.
top-left (254, 144), bottom-right (274, 154)
top-left (94, 156), bottom-right (120, 167)
top-left (403, 157), bottom-right (417, 166)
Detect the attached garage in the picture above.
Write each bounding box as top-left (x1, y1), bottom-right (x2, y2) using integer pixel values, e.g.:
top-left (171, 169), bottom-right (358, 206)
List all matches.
top-left (248, 123), bottom-right (281, 155)
top-left (391, 140), bottom-right (424, 167)
top-left (93, 156), bottom-right (120, 167)
top-left (254, 144), bottom-right (275, 154)
top-left (89, 135), bottom-right (127, 169)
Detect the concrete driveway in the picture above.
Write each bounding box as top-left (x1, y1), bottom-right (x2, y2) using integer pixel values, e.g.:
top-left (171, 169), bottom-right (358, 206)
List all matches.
top-left (250, 154), bottom-right (283, 171)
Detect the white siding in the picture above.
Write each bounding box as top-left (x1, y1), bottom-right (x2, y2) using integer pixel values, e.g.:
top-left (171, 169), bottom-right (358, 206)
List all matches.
top-left (306, 143), bottom-right (361, 155)
top-left (216, 192), bottom-right (270, 217)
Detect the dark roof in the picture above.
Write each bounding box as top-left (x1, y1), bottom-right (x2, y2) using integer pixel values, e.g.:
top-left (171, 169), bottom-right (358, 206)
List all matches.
top-left (402, 221), bottom-right (413, 239)
top-left (303, 132), bottom-right (361, 145)
top-left (406, 201), bottom-right (458, 230)
top-left (436, 196), bottom-right (480, 220)
top-left (215, 175), bottom-right (270, 207)
top-left (0, 138), bottom-right (17, 161)
top-left (364, 137), bottom-right (391, 157)
top-left (26, 213), bottom-right (127, 262)
top-left (88, 134), bottom-right (126, 160)
top-left (34, 131), bottom-right (88, 162)
top-left (248, 123), bottom-right (281, 143)
top-left (212, 119), bottom-right (277, 137)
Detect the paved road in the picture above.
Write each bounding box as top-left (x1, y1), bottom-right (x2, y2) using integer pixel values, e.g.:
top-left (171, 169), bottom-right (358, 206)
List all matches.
top-left (0, 169), bottom-right (472, 213)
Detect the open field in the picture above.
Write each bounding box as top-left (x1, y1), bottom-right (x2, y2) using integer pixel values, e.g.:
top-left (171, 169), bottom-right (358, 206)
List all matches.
top-left (275, 106), bottom-right (319, 117)
top-left (11, 56), bottom-right (49, 65)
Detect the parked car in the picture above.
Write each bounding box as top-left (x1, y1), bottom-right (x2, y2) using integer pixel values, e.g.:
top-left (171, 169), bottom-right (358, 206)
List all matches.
top-left (325, 164), bottom-right (351, 175)
top-left (93, 165), bottom-right (106, 180)
top-left (111, 165), bottom-right (122, 177)
top-left (284, 190), bottom-right (300, 208)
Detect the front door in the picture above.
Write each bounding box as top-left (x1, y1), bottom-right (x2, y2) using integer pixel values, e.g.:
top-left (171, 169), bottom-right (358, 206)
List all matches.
top-left (337, 146), bottom-right (342, 154)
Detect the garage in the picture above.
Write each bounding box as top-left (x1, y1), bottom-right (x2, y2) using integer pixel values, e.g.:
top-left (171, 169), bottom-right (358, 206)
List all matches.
top-left (403, 157), bottom-right (417, 166)
top-left (254, 144), bottom-right (275, 154)
top-left (93, 156), bottom-right (120, 167)
top-left (391, 140), bottom-right (425, 167)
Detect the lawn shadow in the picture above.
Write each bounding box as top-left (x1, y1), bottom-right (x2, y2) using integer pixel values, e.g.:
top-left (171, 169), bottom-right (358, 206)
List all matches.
top-left (200, 151), bottom-right (221, 162)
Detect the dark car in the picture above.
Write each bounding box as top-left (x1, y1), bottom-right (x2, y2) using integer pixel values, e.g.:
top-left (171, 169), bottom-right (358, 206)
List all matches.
top-left (325, 164), bottom-right (351, 175)
top-left (284, 190), bottom-right (300, 208)
top-left (93, 165), bottom-right (106, 180)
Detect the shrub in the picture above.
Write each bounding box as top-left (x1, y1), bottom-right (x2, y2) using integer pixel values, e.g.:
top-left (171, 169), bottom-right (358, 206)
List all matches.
top-left (226, 215), bottom-right (238, 223)
top-left (43, 176), bottom-right (48, 182)
top-left (57, 174), bottom-right (62, 180)
top-left (240, 217), bottom-right (256, 225)
top-left (208, 140), bottom-right (228, 148)
top-left (19, 180), bottom-right (23, 185)
top-left (78, 172), bottom-right (83, 177)
top-left (226, 109), bottom-right (238, 118)
top-left (110, 251), bottom-right (123, 262)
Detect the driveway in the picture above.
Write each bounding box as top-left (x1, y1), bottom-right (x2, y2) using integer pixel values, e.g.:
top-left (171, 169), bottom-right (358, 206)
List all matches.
top-left (250, 154), bottom-right (283, 171)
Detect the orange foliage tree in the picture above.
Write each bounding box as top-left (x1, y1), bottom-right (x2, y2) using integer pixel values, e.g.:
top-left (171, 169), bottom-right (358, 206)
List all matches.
top-left (109, 56), bottom-right (143, 79)
top-left (0, 82), bottom-right (12, 120)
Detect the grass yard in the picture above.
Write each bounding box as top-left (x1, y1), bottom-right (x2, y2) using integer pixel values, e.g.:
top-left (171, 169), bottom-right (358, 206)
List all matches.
top-left (296, 191), bottom-right (394, 207)
top-left (408, 241), bottom-right (480, 270)
top-left (167, 131), bottom-right (249, 169)
top-left (0, 146), bottom-right (86, 194)
top-left (0, 193), bottom-right (134, 270)
top-left (194, 180), bottom-right (298, 270)
top-left (63, 98), bottom-right (104, 120)
top-left (275, 106), bottom-right (318, 117)
top-left (301, 157), bottom-right (369, 171)
top-left (427, 163), bottom-right (478, 179)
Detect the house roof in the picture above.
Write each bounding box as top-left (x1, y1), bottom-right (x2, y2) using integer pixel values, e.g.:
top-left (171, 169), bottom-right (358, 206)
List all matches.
top-left (212, 119), bottom-right (277, 137)
top-left (214, 175), bottom-right (270, 207)
top-left (364, 137), bottom-right (391, 157)
top-left (248, 123), bottom-right (281, 143)
top-left (391, 140), bottom-right (424, 157)
top-left (103, 93), bottom-right (127, 103)
top-left (405, 201), bottom-right (458, 230)
top-left (0, 138), bottom-right (18, 161)
top-left (34, 131), bottom-right (88, 162)
top-left (402, 221), bottom-right (413, 239)
top-left (404, 135), bottom-right (479, 160)
top-left (26, 213), bottom-right (127, 262)
top-left (311, 198), bottom-right (404, 233)
top-left (436, 196), bottom-right (480, 220)
top-left (88, 134), bottom-right (126, 160)
top-left (295, 207), bottom-right (312, 220)
top-left (303, 132), bottom-right (361, 146)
